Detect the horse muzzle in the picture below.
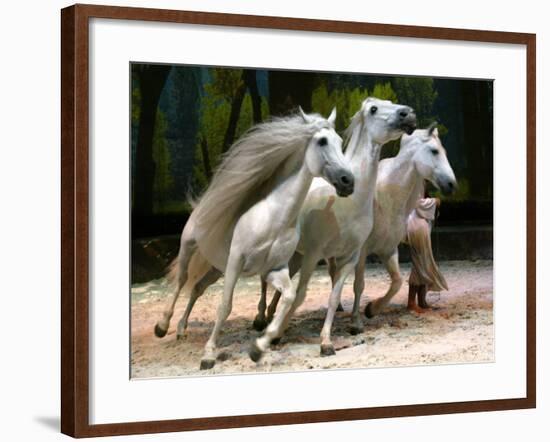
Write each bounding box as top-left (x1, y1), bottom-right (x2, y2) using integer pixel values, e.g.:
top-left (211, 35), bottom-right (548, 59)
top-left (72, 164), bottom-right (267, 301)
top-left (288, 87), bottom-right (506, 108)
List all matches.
top-left (397, 107), bottom-right (417, 135)
top-left (438, 178), bottom-right (457, 195)
top-left (332, 171), bottom-right (355, 197)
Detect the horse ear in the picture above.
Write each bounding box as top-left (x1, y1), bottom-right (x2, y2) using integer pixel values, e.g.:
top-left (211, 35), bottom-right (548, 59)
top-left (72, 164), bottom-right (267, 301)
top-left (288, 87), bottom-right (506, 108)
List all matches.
top-left (427, 121), bottom-right (439, 137)
top-left (298, 106), bottom-right (311, 124)
top-left (327, 107), bottom-right (337, 127)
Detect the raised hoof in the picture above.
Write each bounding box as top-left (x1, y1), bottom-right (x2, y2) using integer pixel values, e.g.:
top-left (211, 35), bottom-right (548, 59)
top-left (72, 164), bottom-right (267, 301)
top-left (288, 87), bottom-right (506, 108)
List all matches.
top-left (271, 337), bottom-right (282, 346)
top-left (336, 303), bottom-right (344, 312)
top-left (320, 344), bottom-right (336, 357)
top-left (200, 359), bottom-right (216, 370)
top-left (249, 342), bottom-right (264, 362)
top-left (154, 323), bottom-right (168, 338)
top-left (252, 318), bottom-right (268, 332)
top-left (348, 325), bottom-right (363, 335)
top-left (364, 302), bottom-right (376, 319)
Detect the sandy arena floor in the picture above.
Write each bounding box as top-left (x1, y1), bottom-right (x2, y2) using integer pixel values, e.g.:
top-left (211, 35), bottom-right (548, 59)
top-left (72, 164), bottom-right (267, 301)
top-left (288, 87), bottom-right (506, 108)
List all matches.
top-left (131, 260), bottom-right (493, 378)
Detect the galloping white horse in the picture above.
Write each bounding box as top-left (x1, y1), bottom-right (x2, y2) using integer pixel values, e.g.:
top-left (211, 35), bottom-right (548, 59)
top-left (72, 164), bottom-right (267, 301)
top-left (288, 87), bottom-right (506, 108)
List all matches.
top-left (253, 98), bottom-right (417, 356)
top-left (261, 124), bottom-right (456, 333)
top-left (153, 109), bottom-right (355, 369)
top-left (354, 123), bottom-right (457, 319)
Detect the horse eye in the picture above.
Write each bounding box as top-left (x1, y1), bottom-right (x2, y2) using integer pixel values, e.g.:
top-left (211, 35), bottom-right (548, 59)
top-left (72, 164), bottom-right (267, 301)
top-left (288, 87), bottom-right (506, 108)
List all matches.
top-left (370, 106), bottom-right (378, 114)
top-left (318, 137), bottom-right (328, 146)
top-left (431, 149), bottom-right (439, 155)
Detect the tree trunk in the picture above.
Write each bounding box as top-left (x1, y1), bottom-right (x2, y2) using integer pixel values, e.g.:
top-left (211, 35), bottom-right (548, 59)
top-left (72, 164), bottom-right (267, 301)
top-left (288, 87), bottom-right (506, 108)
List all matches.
top-left (222, 72), bottom-right (247, 153)
top-left (200, 136), bottom-right (213, 180)
top-left (461, 80), bottom-right (492, 201)
top-left (133, 65), bottom-right (171, 216)
top-left (244, 70), bottom-right (262, 123)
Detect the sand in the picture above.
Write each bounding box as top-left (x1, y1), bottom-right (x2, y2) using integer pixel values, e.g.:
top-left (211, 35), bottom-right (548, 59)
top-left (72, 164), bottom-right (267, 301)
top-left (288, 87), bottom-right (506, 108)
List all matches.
top-left (131, 260), bottom-right (493, 378)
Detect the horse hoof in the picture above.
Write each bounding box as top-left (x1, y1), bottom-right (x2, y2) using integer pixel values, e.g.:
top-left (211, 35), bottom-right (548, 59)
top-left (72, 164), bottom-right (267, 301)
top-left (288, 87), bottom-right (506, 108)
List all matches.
top-left (154, 324), bottom-right (167, 338)
top-left (336, 303), bottom-right (344, 312)
top-left (271, 337), bottom-right (282, 346)
top-left (364, 302), bottom-right (376, 319)
top-left (320, 344), bottom-right (336, 356)
top-left (252, 318), bottom-right (268, 332)
top-left (176, 333), bottom-right (185, 341)
top-left (348, 325), bottom-right (363, 335)
top-left (249, 342), bottom-right (264, 362)
top-left (200, 359), bottom-right (216, 370)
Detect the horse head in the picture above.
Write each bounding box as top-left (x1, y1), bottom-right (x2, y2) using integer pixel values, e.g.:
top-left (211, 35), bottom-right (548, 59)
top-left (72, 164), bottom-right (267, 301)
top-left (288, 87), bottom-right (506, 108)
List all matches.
top-left (300, 107), bottom-right (354, 197)
top-left (358, 97), bottom-right (417, 145)
top-left (402, 122), bottom-right (457, 195)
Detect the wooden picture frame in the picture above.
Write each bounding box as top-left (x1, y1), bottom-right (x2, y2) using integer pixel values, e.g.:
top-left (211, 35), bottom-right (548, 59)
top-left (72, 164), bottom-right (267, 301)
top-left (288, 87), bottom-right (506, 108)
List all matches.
top-left (61, 3), bottom-right (536, 437)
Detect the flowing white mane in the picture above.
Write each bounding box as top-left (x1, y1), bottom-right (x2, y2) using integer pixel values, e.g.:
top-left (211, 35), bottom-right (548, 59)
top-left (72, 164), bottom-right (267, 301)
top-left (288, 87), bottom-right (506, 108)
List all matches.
top-left (343, 103), bottom-right (366, 161)
top-left (191, 112), bottom-right (331, 253)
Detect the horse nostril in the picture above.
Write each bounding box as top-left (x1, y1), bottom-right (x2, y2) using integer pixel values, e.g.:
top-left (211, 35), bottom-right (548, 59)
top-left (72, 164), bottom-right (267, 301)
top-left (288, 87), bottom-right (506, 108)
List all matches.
top-left (341, 175), bottom-right (351, 185)
top-left (399, 110), bottom-right (409, 118)
top-left (446, 181), bottom-right (457, 193)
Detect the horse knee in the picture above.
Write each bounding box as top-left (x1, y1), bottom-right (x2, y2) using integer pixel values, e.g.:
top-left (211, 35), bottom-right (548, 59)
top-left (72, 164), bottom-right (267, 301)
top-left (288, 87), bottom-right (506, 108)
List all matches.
top-left (391, 273), bottom-right (403, 290)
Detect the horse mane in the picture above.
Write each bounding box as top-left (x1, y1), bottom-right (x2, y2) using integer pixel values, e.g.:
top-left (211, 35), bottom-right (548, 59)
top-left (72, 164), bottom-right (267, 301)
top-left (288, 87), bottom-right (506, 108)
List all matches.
top-left (191, 111), bottom-right (331, 257)
top-left (343, 99), bottom-right (369, 160)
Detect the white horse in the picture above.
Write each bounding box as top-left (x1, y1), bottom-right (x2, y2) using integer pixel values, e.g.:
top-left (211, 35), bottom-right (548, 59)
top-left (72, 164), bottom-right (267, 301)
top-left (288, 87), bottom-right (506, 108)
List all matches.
top-left (153, 108), bottom-right (355, 369)
top-left (354, 123), bottom-right (457, 319)
top-left (260, 124), bottom-right (456, 332)
top-left (253, 98), bottom-right (417, 356)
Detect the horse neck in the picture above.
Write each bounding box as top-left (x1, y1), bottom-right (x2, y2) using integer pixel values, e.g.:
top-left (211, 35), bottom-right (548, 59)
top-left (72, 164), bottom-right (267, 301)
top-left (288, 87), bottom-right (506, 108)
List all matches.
top-left (348, 133), bottom-right (383, 214)
top-left (265, 150), bottom-right (314, 228)
top-left (378, 149), bottom-right (423, 218)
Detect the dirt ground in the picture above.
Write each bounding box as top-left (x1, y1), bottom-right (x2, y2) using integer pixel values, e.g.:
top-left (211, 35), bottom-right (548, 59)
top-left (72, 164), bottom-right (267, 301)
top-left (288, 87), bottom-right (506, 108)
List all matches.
top-left (131, 260), bottom-right (493, 378)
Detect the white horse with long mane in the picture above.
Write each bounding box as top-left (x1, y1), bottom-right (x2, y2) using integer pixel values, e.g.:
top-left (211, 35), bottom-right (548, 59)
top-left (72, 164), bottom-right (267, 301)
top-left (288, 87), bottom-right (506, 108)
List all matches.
top-left (353, 123), bottom-right (457, 319)
top-left (261, 123), bottom-right (457, 331)
top-left (153, 109), bottom-right (354, 369)
top-left (253, 97), bottom-right (417, 356)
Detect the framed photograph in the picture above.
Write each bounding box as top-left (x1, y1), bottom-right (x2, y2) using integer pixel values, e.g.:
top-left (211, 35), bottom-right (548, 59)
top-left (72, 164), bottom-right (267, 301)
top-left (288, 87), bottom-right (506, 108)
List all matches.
top-left (61, 3), bottom-right (536, 437)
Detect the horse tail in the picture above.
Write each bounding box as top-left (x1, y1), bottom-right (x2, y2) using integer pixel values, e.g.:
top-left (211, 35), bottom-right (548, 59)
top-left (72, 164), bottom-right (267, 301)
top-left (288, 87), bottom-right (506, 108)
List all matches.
top-left (166, 248), bottom-right (212, 294)
top-left (166, 255), bottom-right (182, 288)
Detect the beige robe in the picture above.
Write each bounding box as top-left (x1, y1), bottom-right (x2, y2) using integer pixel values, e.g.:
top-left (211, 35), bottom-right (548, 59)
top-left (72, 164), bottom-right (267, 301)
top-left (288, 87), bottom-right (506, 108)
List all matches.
top-left (407, 198), bottom-right (448, 291)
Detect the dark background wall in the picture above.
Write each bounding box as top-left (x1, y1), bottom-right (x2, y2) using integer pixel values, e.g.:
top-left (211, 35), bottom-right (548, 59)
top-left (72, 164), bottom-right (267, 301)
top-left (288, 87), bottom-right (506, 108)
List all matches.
top-left (131, 64), bottom-right (493, 241)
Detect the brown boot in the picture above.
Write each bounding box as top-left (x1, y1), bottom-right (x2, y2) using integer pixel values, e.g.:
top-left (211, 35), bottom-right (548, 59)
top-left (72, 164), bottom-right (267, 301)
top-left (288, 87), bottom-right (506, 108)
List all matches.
top-left (407, 284), bottom-right (423, 313)
top-left (418, 285), bottom-right (430, 309)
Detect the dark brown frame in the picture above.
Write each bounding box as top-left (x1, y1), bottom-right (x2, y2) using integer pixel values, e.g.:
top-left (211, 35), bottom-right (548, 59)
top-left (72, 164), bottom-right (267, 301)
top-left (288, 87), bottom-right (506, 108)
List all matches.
top-left (61, 3), bottom-right (536, 438)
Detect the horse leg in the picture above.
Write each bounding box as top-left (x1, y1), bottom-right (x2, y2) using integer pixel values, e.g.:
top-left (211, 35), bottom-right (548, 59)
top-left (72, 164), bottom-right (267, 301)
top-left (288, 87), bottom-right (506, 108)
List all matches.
top-left (270, 252), bottom-right (319, 347)
top-left (320, 255), bottom-right (357, 356)
top-left (154, 234), bottom-right (197, 338)
top-left (200, 254), bottom-right (243, 370)
top-left (328, 257), bottom-right (344, 312)
top-left (176, 266), bottom-right (222, 339)
top-left (365, 251), bottom-right (403, 318)
top-left (249, 266), bottom-right (293, 361)
top-left (266, 291), bottom-right (281, 325)
top-left (252, 278), bottom-right (269, 331)
top-left (266, 252), bottom-right (302, 325)
top-left (350, 244), bottom-right (368, 334)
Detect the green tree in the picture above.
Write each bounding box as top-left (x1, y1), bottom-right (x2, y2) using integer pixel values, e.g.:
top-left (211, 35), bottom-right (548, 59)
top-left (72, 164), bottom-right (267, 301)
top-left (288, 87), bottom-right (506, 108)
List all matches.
top-left (192, 69), bottom-right (268, 191)
top-left (392, 77), bottom-right (438, 126)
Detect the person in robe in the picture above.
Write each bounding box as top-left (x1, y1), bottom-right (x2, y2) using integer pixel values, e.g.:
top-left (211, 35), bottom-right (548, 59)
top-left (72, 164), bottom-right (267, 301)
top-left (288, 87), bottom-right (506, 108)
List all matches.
top-left (406, 195), bottom-right (448, 312)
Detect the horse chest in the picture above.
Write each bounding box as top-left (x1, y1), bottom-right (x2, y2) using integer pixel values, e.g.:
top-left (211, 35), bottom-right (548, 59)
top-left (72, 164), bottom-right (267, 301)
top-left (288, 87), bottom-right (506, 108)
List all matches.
top-left (241, 228), bottom-right (298, 276)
